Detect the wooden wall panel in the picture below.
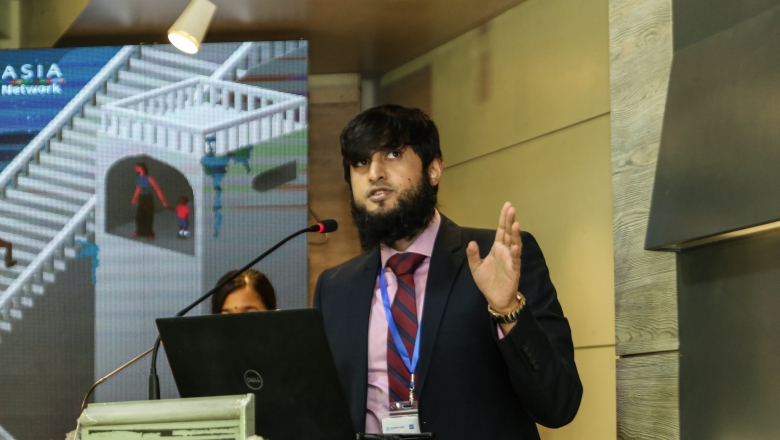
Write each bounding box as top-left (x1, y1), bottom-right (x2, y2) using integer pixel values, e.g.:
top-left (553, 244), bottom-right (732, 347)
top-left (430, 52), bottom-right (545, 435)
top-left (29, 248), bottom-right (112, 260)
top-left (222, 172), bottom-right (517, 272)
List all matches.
top-left (617, 352), bottom-right (679, 439)
top-left (610, 0), bottom-right (679, 437)
top-left (610, 0), bottom-right (677, 356)
top-left (307, 101), bottom-right (362, 304)
top-left (309, 74), bottom-right (361, 105)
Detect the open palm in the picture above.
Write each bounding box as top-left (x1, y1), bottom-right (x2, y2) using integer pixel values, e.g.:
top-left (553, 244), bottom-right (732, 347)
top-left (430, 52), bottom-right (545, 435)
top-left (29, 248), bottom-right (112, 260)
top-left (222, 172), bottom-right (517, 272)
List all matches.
top-left (466, 202), bottom-right (523, 313)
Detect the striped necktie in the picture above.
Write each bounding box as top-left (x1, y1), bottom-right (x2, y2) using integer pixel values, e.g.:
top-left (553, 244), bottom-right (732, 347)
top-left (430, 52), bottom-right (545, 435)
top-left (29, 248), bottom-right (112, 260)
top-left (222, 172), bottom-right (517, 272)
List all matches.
top-left (386, 252), bottom-right (426, 403)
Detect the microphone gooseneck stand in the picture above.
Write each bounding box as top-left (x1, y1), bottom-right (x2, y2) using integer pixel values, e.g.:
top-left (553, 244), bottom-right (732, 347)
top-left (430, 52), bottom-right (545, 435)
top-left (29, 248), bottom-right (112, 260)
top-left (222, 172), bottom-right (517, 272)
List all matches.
top-left (80, 346), bottom-right (154, 413)
top-left (148, 219), bottom-right (338, 399)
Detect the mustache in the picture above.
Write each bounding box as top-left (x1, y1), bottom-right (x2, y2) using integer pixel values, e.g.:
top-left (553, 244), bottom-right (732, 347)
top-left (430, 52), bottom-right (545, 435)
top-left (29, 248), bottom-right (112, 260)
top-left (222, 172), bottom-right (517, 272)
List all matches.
top-left (365, 183), bottom-right (397, 197)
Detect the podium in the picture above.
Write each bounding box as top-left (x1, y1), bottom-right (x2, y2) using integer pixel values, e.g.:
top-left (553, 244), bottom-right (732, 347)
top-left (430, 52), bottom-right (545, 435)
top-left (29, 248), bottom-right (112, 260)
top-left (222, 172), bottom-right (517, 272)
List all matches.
top-left (76, 394), bottom-right (255, 439)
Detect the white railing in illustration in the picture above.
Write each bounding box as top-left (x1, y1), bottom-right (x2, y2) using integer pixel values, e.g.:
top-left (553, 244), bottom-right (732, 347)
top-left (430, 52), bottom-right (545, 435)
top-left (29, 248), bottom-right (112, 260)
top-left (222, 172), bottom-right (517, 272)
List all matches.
top-left (0, 197), bottom-right (95, 331)
top-left (100, 77), bottom-right (307, 155)
top-left (211, 40), bottom-right (307, 81)
top-left (0, 46), bottom-right (137, 198)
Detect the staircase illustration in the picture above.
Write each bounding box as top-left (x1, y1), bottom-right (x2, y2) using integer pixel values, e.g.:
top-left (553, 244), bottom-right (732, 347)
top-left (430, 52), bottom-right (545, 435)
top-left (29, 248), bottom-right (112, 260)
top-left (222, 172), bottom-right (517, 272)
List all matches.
top-left (0, 42), bottom-right (307, 344)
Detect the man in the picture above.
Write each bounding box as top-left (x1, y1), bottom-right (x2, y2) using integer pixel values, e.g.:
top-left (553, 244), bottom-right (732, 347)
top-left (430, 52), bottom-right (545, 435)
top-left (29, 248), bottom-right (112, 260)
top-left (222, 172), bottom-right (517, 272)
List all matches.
top-left (314, 105), bottom-right (582, 439)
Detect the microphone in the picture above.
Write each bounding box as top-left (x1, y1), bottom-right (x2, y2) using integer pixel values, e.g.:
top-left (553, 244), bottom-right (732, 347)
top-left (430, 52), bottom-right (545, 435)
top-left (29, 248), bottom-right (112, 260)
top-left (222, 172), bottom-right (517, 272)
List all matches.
top-left (311, 219), bottom-right (337, 233)
top-left (146, 219), bottom-right (338, 400)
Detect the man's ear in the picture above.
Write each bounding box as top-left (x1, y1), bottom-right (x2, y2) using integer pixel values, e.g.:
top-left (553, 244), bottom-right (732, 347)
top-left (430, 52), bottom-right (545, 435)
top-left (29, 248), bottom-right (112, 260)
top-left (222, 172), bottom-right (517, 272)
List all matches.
top-left (427, 158), bottom-right (443, 186)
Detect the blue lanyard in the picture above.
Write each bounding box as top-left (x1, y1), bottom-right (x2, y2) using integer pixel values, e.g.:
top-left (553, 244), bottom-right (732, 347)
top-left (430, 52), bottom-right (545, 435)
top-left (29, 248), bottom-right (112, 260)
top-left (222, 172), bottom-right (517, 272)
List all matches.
top-left (380, 267), bottom-right (421, 385)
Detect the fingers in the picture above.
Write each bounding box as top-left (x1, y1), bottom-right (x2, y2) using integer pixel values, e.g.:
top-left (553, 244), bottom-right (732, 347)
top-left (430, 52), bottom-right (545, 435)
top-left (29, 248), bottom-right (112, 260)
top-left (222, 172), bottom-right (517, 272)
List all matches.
top-left (511, 222), bottom-right (522, 274)
top-left (509, 243), bottom-right (521, 271)
top-left (504, 206), bottom-right (515, 247)
top-left (494, 202), bottom-right (523, 260)
top-left (495, 202), bottom-right (510, 245)
top-left (496, 202), bottom-right (517, 248)
top-left (466, 240), bottom-right (482, 272)
top-left (511, 219), bottom-right (522, 249)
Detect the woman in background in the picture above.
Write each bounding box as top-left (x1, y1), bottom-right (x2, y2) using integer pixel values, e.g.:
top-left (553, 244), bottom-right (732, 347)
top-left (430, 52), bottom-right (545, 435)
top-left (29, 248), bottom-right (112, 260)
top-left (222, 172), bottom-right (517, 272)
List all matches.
top-left (211, 269), bottom-right (277, 314)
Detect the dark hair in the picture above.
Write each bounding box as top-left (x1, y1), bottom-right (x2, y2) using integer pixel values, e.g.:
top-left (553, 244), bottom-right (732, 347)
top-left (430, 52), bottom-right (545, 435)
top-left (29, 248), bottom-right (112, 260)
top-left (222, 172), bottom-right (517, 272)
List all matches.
top-left (178, 196), bottom-right (189, 204)
top-left (211, 269), bottom-right (277, 313)
top-left (135, 163), bottom-right (148, 174)
top-left (340, 104), bottom-right (442, 185)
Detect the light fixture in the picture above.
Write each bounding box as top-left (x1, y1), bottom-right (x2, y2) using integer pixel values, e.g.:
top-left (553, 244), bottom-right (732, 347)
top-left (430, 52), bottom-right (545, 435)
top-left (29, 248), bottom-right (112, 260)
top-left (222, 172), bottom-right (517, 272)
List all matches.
top-left (168, 0), bottom-right (217, 54)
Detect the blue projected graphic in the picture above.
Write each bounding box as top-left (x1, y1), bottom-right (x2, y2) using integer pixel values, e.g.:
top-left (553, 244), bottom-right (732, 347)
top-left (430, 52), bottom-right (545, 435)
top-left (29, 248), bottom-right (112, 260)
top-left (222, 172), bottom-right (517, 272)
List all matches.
top-left (0, 47), bottom-right (121, 170)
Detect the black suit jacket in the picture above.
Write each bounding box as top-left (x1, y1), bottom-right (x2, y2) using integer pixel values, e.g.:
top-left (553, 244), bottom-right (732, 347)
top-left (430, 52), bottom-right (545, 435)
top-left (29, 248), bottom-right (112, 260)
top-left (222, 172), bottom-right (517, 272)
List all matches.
top-left (314, 215), bottom-right (582, 439)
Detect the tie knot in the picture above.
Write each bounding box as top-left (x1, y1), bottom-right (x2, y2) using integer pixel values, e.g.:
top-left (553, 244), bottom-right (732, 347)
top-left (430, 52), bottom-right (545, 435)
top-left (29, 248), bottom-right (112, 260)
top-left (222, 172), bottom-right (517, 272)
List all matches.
top-left (387, 252), bottom-right (426, 276)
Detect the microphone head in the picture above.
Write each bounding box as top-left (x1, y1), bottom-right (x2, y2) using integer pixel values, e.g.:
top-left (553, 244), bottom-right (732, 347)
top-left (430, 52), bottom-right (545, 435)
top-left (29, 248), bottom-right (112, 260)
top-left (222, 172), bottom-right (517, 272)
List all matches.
top-left (312, 219), bottom-right (338, 233)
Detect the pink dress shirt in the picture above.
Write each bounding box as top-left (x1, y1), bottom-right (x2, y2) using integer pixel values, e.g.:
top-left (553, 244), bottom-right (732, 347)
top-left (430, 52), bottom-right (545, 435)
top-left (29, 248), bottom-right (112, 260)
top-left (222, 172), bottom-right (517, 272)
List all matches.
top-left (364, 211), bottom-right (441, 433)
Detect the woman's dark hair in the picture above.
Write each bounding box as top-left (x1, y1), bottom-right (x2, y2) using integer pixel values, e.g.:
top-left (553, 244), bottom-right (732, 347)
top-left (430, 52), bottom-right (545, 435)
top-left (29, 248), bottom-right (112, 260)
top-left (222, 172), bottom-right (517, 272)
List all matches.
top-left (135, 163), bottom-right (148, 174)
top-left (210, 269), bottom-right (277, 313)
top-left (340, 104), bottom-right (442, 185)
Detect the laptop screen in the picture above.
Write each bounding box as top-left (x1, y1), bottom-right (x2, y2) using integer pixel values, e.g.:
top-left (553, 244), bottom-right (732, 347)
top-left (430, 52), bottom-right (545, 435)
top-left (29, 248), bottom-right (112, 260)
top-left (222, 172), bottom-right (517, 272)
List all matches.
top-left (156, 309), bottom-right (355, 440)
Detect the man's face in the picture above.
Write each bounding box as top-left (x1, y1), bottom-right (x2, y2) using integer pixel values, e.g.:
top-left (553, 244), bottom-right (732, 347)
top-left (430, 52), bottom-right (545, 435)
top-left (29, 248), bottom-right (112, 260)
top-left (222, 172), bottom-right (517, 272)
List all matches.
top-left (349, 147), bottom-right (439, 212)
top-left (348, 146), bottom-right (443, 250)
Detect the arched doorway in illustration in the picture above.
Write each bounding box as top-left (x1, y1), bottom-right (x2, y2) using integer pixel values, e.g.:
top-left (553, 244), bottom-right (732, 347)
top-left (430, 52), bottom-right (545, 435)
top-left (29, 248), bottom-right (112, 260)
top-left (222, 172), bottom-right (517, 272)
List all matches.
top-left (105, 155), bottom-right (194, 255)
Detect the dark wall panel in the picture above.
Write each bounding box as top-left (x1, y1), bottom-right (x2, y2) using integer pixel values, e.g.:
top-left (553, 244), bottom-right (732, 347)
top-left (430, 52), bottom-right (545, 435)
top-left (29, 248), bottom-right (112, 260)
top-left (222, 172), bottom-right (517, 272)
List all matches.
top-left (646, 5), bottom-right (780, 249)
top-left (678, 230), bottom-right (780, 439)
top-left (673, 0), bottom-right (780, 51)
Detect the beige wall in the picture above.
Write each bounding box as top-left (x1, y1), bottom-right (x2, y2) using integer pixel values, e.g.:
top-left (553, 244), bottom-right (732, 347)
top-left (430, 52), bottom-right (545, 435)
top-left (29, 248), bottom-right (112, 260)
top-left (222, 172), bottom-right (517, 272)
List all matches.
top-left (0, 0), bottom-right (21, 49)
top-left (20, 0), bottom-right (90, 48)
top-left (381, 0), bottom-right (615, 437)
top-left (0, 0), bottom-right (90, 49)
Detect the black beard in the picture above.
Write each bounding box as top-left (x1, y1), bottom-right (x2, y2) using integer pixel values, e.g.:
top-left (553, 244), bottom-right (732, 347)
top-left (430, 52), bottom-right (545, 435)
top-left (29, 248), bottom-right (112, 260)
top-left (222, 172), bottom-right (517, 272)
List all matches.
top-left (350, 176), bottom-right (438, 251)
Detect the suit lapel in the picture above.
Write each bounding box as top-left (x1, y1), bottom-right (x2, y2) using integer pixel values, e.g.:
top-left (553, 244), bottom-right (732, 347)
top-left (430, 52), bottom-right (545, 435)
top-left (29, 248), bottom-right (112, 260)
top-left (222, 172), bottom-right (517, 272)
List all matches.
top-left (347, 249), bottom-right (380, 431)
top-left (417, 215), bottom-right (464, 396)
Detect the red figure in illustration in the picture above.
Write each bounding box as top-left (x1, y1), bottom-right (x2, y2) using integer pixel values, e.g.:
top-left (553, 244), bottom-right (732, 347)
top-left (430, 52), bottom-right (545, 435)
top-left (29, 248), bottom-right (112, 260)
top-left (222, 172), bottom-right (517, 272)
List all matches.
top-left (131, 163), bottom-right (169, 239)
top-left (175, 196), bottom-right (190, 238)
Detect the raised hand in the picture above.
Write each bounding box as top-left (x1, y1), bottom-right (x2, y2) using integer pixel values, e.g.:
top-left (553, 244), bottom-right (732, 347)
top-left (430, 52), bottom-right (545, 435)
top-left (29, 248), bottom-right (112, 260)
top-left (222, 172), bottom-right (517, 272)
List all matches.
top-left (465, 202), bottom-right (524, 314)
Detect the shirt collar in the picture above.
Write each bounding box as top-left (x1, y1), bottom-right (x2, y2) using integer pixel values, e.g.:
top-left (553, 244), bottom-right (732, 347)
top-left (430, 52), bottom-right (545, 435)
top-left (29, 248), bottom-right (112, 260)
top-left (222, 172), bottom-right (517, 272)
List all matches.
top-left (380, 210), bottom-right (441, 267)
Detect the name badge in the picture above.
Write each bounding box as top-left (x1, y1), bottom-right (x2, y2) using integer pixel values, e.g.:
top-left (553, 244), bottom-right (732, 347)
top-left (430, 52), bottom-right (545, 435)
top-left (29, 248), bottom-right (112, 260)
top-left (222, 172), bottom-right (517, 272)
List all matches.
top-left (381, 414), bottom-right (421, 434)
top-left (380, 401), bottom-right (421, 435)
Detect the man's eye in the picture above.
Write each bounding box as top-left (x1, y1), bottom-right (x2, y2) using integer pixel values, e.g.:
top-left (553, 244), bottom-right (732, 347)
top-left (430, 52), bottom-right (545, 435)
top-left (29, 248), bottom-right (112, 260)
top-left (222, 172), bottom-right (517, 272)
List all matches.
top-left (388, 151), bottom-right (401, 158)
top-left (355, 159), bottom-right (368, 167)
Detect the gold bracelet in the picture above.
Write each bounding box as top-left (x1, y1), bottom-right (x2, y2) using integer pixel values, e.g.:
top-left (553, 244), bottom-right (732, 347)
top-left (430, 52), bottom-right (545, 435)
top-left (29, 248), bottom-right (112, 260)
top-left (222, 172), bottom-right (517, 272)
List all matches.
top-left (488, 294), bottom-right (526, 324)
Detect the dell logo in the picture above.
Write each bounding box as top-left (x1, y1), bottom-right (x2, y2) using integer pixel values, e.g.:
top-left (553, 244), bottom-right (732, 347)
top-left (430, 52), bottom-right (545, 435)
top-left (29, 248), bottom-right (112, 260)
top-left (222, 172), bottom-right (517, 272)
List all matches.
top-left (244, 370), bottom-right (264, 390)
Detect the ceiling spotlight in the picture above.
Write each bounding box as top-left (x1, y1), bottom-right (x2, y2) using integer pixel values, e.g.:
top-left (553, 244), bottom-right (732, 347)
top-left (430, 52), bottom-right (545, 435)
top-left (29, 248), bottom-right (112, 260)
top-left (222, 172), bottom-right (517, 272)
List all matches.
top-left (168, 0), bottom-right (217, 54)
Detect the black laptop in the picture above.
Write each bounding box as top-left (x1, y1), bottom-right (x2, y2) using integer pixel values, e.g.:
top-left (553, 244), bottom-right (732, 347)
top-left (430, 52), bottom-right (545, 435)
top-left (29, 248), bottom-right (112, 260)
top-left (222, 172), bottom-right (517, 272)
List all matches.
top-left (156, 309), bottom-right (355, 440)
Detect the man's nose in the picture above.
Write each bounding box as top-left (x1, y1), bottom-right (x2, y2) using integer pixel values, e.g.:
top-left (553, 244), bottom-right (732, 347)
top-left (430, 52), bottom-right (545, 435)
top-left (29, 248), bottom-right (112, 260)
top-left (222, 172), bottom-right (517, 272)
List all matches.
top-left (368, 157), bottom-right (387, 182)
